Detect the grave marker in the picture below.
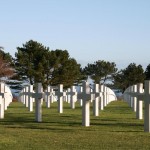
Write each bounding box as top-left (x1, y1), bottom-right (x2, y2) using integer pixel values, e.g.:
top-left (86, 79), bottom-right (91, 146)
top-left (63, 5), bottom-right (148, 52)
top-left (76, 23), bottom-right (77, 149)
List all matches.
top-left (136, 83), bottom-right (143, 119)
top-left (78, 81), bottom-right (94, 126)
top-left (67, 86), bottom-right (77, 109)
top-left (93, 84), bottom-right (100, 116)
top-left (55, 84), bottom-right (66, 113)
top-left (32, 83), bottom-right (43, 122)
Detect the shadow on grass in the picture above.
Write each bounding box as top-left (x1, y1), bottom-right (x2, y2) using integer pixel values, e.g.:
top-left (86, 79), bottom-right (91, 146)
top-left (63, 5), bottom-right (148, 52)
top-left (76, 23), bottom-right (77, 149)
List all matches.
top-left (0, 118), bottom-right (80, 132)
top-left (5, 125), bottom-right (75, 132)
top-left (91, 121), bottom-right (143, 127)
top-left (111, 130), bottom-right (143, 132)
top-left (0, 112), bottom-right (82, 131)
top-left (89, 120), bottom-right (143, 132)
top-left (0, 101), bottom-right (144, 133)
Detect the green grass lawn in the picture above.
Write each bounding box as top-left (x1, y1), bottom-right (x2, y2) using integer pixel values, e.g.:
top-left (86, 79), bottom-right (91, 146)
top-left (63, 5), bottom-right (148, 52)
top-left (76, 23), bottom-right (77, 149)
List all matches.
top-left (0, 100), bottom-right (149, 150)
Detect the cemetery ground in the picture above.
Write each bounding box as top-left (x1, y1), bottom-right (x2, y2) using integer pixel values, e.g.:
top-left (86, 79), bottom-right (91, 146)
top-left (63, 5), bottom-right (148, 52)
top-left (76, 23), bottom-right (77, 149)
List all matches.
top-left (0, 100), bottom-right (150, 150)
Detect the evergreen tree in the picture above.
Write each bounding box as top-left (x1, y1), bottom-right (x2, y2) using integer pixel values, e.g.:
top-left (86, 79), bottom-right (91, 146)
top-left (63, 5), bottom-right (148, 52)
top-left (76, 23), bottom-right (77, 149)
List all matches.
top-left (51, 57), bottom-right (81, 88)
top-left (15, 40), bottom-right (50, 85)
top-left (15, 40), bottom-right (82, 88)
top-left (0, 47), bottom-right (14, 65)
top-left (83, 60), bottom-right (117, 84)
top-left (0, 47), bottom-right (15, 79)
top-left (113, 63), bottom-right (145, 92)
top-left (145, 64), bottom-right (150, 80)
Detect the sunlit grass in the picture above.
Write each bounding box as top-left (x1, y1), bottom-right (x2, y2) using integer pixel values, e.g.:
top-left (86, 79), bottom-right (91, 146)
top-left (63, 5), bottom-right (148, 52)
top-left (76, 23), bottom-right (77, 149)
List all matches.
top-left (0, 100), bottom-right (149, 150)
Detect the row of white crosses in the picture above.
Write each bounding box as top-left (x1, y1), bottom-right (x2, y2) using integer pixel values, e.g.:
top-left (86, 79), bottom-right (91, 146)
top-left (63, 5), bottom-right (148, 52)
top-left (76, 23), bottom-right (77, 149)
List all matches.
top-left (18, 81), bottom-right (117, 126)
top-left (0, 82), bottom-right (13, 119)
top-left (123, 83), bottom-right (143, 120)
top-left (19, 83), bottom-right (43, 122)
top-left (19, 85), bottom-right (35, 111)
top-left (123, 80), bottom-right (150, 132)
top-left (45, 86), bottom-right (56, 108)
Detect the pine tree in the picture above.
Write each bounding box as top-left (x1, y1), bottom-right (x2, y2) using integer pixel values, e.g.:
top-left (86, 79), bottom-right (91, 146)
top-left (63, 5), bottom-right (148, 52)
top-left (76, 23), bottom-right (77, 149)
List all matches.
top-left (15, 40), bottom-right (82, 88)
top-left (145, 64), bottom-right (150, 80)
top-left (113, 63), bottom-right (145, 91)
top-left (83, 60), bottom-right (117, 84)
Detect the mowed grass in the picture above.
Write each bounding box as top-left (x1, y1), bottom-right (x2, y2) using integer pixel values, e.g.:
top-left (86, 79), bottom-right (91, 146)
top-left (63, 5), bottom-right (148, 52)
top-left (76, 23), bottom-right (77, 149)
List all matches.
top-left (0, 100), bottom-right (150, 150)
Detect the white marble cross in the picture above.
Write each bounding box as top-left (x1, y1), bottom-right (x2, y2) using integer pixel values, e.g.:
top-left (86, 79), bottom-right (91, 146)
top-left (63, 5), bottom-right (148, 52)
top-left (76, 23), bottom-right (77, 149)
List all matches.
top-left (28, 85), bottom-right (34, 112)
top-left (0, 83), bottom-right (12, 110)
top-left (93, 84), bottom-right (100, 116)
top-left (124, 84), bottom-right (143, 120)
top-left (67, 86), bottom-right (77, 109)
top-left (136, 83), bottom-right (143, 120)
top-left (123, 81), bottom-right (150, 132)
top-left (45, 86), bottom-right (56, 108)
top-left (0, 83), bottom-right (13, 119)
top-left (66, 88), bottom-right (71, 104)
top-left (0, 96), bottom-right (4, 118)
top-left (128, 85), bottom-right (137, 112)
top-left (133, 85), bottom-right (137, 112)
top-left (0, 84), bottom-right (6, 116)
top-left (103, 86), bottom-right (107, 107)
top-left (55, 84), bottom-right (66, 113)
top-left (78, 81), bottom-right (94, 127)
top-left (45, 86), bottom-right (51, 108)
top-left (25, 86), bottom-right (29, 107)
top-left (19, 85), bottom-right (34, 112)
top-left (79, 86), bottom-right (83, 106)
top-left (99, 85), bottom-right (104, 110)
top-left (32, 83), bottom-right (43, 122)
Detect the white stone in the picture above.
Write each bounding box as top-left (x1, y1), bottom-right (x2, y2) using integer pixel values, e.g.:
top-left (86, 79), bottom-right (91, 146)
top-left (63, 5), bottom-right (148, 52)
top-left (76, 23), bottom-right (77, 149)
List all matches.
top-left (93, 84), bottom-right (100, 116)
top-left (136, 83), bottom-right (143, 119)
top-left (25, 86), bottom-right (29, 107)
top-left (78, 81), bottom-right (94, 127)
top-left (0, 96), bottom-right (4, 118)
top-left (132, 85), bottom-right (137, 112)
top-left (0, 82), bottom-right (12, 119)
top-left (55, 84), bottom-right (66, 113)
top-left (32, 83), bottom-right (43, 122)
top-left (67, 86), bottom-right (77, 109)
top-left (0, 82), bottom-right (12, 110)
top-left (99, 85), bottom-right (104, 110)
top-left (28, 85), bottom-right (34, 111)
top-left (123, 81), bottom-right (150, 132)
top-left (103, 86), bottom-right (107, 107)
top-left (45, 86), bottom-right (51, 108)
top-left (19, 85), bottom-right (34, 112)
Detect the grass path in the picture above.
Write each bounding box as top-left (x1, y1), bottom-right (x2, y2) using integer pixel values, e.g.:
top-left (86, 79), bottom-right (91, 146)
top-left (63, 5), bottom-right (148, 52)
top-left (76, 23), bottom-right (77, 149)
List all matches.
top-left (0, 100), bottom-right (149, 150)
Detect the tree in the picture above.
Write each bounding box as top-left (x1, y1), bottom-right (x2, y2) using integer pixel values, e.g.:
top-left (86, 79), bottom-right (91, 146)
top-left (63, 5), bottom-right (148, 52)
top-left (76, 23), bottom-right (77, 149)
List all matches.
top-left (0, 47), bottom-right (14, 64)
top-left (145, 64), bottom-right (150, 80)
top-left (41, 49), bottom-right (82, 88)
top-left (15, 40), bottom-right (50, 85)
top-left (113, 63), bottom-right (145, 92)
top-left (0, 56), bottom-right (14, 79)
top-left (0, 47), bottom-right (15, 79)
top-left (15, 40), bottom-right (82, 88)
top-left (83, 60), bottom-right (117, 84)
top-left (51, 57), bottom-right (81, 88)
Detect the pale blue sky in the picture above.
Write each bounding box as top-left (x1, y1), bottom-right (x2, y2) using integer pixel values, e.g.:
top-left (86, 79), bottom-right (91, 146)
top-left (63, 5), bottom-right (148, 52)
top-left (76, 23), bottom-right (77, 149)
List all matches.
top-left (0, 0), bottom-right (150, 69)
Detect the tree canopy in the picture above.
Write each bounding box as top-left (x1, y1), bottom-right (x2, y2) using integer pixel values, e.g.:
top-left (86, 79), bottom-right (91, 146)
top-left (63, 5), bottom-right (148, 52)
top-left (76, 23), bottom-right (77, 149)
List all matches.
top-left (2, 41), bottom-right (149, 92)
top-left (0, 47), bottom-right (13, 64)
top-left (83, 60), bottom-right (117, 84)
top-left (145, 64), bottom-right (150, 80)
top-left (0, 47), bottom-right (15, 79)
top-left (113, 63), bottom-right (145, 92)
top-left (15, 40), bottom-right (82, 88)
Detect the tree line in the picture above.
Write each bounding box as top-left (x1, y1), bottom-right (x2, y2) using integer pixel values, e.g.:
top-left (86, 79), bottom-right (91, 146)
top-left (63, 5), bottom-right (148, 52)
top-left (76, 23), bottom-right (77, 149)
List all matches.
top-left (1, 40), bottom-right (150, 92)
